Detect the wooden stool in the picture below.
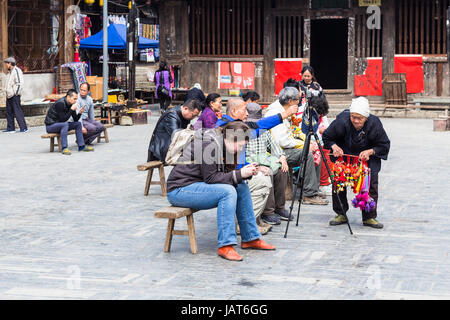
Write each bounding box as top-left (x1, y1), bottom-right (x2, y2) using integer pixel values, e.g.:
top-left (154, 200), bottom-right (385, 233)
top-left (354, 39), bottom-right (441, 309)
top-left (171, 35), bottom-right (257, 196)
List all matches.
top-left (137, 161), bottom-right (167, 196)
top-left (41, 130), bottom-right (76, 152)
top-left (97, 123), bottom-right (114, 143)
top-left (154, 206), bottom-right (199, 254)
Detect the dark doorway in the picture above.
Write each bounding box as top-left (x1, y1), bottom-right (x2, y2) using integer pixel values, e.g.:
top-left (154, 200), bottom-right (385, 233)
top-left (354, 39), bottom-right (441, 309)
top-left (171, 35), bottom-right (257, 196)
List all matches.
top-left (310, 19), bottom-right (348, 89)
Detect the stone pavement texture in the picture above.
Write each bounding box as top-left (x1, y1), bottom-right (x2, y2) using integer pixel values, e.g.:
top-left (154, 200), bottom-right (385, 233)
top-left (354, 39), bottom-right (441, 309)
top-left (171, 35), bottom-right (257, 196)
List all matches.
top-left (0, 116), bottom-right (449, 300)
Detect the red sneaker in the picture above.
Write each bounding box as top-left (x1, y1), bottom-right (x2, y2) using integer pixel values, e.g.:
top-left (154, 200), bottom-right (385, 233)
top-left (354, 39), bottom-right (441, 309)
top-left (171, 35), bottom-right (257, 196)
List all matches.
top-left (241, 239), bottom-right (276, 250)
top-left (217, 245), bottom-right (243, 261)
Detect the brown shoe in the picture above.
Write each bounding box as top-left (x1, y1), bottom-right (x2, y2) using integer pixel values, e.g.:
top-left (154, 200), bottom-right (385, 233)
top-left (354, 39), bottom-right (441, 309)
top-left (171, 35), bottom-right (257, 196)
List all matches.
top-left (241, 239), bottom-right (276, 250)
top-left (257, 225), bottom-right (271, 235)
top-left (218, 245), bottom-right (243, 261)
top-left (303, 195), bottom-right (329, 205)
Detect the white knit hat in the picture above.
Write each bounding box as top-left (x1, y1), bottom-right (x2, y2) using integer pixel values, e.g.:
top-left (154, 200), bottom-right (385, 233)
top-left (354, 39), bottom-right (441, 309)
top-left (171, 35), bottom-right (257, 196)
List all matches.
top-left (350, 97), bottom-right (370, 118)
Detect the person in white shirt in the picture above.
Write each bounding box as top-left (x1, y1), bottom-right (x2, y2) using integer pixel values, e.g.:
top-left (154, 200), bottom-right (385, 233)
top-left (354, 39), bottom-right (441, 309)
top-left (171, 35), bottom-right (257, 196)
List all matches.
top-left (264, 87), bottom-right (327, 205)
top-left (77, 82), bottom-right (105, 145)
top-left (3, 57), bottom-right (27, 133)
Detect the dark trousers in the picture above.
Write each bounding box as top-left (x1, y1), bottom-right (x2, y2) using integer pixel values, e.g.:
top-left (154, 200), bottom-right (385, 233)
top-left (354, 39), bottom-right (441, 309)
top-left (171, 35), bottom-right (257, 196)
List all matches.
top-left (284, 148), bottom-right (321, 197)
top-left (46, 122), bottom-right (85, 149)
top-left (158, 93), bottom-right (171, 111)
top-left (83, 118), bottom-right (105, 145)
top-left (332, 173), bottom-right (379, 220)
top-left (263, 169), bottom-right (288, 215)
top-left (6, 95), bottom-right (27, 131)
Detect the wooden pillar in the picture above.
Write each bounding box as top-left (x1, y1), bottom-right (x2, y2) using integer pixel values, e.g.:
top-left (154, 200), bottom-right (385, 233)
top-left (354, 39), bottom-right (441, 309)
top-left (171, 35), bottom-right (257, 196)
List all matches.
top-left (348, 17), bottom-right (355, 94)
top-left (303, 18), bottom-right (311, 64)
top-left (159, 0), bottom-right (190, 87)
top-left (382, 0), bottom-right (395, 76)
top-left (0, 0), bottom-right (7, 65)
top-left (263, 0), bottom-right (275, 101)
top-left (63, 0), bottom-right (74, 63)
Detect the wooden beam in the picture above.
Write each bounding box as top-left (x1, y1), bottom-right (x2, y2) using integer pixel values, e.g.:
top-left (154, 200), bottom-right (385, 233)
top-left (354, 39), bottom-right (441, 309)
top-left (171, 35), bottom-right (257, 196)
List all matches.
top-left (263, 0), bottom-right (275, 101)
top-left (63, 0), bottom-right (74, 64)
top-left (382, 0), bottom-right (396, 76)
top-left (0, 0), bottom-right (8, 68)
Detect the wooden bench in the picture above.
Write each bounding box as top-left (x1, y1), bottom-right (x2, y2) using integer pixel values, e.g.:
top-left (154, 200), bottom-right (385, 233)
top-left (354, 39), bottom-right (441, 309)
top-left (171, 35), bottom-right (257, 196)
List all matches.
top-left (137, 160), bottom-right (167, 196)
top-left (155, 206), bottom-right (199, 254)
top-left (41, 124), bottom-right (113, 152)
top-left (413, 97), bottom-right (450, 106)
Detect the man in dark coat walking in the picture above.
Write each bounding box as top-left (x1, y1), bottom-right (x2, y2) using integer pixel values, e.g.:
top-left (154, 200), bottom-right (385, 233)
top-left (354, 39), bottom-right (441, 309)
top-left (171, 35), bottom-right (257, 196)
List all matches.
top-left (323, 97), bottom-right (390, 229)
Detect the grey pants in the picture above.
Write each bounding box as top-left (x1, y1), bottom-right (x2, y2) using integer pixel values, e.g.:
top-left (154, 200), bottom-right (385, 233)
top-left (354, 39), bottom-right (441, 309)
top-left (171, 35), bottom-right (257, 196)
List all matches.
top-left (83, 118), bottom-right (105, 145)
top-left (247, 172), bottom-right (272, 219)
top-left (284, 148), bottom-right (321, 197)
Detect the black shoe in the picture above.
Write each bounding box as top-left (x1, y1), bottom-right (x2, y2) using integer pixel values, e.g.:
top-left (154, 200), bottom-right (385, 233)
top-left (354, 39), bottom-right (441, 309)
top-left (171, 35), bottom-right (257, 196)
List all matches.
top-left (275, 209), bottom-right (294, 221)
top-left (261, 214), bottom-right (281, 225)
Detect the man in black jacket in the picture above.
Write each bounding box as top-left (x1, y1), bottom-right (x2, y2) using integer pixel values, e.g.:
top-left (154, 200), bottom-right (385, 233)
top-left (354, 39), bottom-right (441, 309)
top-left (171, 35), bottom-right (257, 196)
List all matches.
top-left (45, 89), bottom-right (94, 155)
top-left (323, 97), bottom-right (390, 229)
top-left (147, 99), bottom-right (202, 162)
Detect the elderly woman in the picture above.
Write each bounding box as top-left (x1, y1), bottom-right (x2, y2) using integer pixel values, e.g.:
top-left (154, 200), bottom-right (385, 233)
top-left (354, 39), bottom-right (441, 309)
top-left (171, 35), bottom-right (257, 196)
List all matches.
top-left (322, 97), bottom-right (390, 229)
top-left (194, 93), bottom-right (222, 130)
top-left (166, 121), bottom-right (276, 261)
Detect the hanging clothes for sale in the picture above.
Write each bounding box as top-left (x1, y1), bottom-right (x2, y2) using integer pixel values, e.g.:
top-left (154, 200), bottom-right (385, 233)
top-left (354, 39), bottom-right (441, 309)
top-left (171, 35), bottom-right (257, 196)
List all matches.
top-left (83, 16), bottom-right (92, 39)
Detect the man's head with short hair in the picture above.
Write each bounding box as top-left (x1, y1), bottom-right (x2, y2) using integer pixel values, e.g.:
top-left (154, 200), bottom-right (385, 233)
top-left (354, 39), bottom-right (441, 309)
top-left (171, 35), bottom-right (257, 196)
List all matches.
top-left (226, 97), bottom-right (248, 122)
top-left (278, 87), bottom-right (300, 107)
top-left (242, 91), bottom-right (260, 103)
top-left (66, 89), bottom-right (78, 105)
top-left (310, 95), bottom-right (329, 117)
top-left (79, 82), bottom-right (90, 98)
top-left (283, 78), bottom-right (300, 90)
top-left (181, 98), bottom-right (202, 120)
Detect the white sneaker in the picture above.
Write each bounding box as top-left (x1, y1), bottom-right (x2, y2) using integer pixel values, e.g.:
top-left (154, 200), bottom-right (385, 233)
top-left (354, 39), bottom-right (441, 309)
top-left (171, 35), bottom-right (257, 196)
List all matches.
top-left (319, 185), bottom-right (333, 196)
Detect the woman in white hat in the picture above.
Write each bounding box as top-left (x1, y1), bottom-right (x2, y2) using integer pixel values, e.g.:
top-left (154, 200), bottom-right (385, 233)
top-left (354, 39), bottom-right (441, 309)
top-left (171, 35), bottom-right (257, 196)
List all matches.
top-left (322, 97), bottom-right (390, 229)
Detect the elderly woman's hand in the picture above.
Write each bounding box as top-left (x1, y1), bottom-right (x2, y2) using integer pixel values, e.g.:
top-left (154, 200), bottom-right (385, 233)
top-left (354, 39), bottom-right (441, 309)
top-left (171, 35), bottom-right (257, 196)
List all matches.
top-left (359, 149), bottom-right (374, 161)
top-left (331, 144), bottom-right (344, 158)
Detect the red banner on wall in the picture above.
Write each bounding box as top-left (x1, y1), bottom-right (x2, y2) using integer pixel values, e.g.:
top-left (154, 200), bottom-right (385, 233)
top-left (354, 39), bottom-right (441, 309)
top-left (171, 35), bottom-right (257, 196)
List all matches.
top-left (274, 59), bottom-right (303, 95)
top-left (218, 62), bottom-right (255, 89)
top-left (354, 58), bottom-right (383, 96)
top-left (394, 55), bottom-right (424, 93)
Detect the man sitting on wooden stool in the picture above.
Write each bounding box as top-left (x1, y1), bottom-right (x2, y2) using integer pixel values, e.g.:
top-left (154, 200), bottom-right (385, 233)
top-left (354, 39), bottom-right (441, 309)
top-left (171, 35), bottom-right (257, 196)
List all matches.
top-left (77, 82), bottom-right (105, 145)
top-left (147, 99), bottom-right (202, 163)
top-left (44, 89), bottom-right (94, 155)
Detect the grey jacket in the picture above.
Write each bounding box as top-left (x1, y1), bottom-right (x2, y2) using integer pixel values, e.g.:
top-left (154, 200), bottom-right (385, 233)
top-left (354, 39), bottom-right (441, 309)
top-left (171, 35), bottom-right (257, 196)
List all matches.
top-left (5, 66), bottom-right (24, 99)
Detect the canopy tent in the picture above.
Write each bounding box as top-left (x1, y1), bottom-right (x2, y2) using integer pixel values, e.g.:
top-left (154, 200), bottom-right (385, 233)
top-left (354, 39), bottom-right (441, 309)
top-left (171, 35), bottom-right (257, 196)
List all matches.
top-left (80, 23), bottom-right (159, 50)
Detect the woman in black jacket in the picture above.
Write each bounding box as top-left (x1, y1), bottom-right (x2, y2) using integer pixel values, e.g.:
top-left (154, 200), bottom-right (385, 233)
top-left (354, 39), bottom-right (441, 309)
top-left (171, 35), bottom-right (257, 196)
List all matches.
top-left (166, 121), bottom-right (277, 261)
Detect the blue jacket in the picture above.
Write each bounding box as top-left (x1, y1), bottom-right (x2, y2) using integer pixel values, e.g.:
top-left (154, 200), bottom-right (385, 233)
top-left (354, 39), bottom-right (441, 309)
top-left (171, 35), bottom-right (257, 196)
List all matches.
top-left (215, 113), bottom-right (283, 168)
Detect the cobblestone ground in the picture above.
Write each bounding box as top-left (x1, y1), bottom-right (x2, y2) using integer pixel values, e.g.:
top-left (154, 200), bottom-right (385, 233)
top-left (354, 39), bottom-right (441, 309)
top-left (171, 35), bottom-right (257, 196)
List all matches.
top-left (0, 116), bottom-right (449, 300)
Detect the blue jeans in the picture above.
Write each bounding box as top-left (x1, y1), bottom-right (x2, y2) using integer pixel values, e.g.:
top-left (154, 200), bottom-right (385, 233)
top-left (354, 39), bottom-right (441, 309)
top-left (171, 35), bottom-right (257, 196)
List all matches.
top-left (167, 182), bottom-right (261, 248)
top-left (46, 122), bottom-right (85, 149)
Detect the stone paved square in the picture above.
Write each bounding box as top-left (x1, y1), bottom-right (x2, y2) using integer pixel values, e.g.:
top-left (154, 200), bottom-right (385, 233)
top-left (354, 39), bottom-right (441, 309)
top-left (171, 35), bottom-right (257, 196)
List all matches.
top-left (0, 116), bottom-right (449, 299)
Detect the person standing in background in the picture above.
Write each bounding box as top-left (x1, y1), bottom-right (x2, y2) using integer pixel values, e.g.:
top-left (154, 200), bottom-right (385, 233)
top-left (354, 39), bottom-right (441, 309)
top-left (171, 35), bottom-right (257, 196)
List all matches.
top-left (3, 57), bottom-right (28, 133)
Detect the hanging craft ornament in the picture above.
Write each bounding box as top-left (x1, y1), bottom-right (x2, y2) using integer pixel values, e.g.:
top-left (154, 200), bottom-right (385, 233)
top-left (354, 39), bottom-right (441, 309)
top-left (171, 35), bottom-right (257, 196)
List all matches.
top-left (330, 155), bottom-right (376, 212)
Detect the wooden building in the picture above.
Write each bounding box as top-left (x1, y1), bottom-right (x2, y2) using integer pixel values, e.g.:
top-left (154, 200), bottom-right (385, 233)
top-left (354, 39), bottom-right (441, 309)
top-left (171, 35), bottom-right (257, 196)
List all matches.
top-left (159, 0), bottom-right (449, 103)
